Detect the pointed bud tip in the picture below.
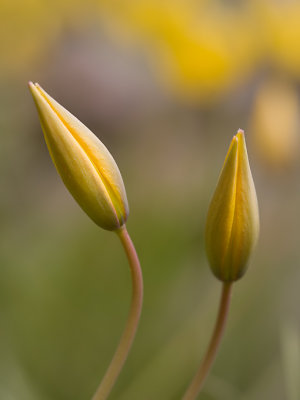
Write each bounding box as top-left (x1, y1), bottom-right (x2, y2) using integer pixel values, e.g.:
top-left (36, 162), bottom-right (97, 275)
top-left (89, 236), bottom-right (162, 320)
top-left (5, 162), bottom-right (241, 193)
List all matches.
top-left (236, 129), bottom-right (245, 140)
top-left (28, 81), bottom-right (40, 97)
top-left (28, 81), bottom-right (40, 89)
top-left (28, 82), bottom-right (35, 99)
top-left (226, 133), bottom-right (238, 156)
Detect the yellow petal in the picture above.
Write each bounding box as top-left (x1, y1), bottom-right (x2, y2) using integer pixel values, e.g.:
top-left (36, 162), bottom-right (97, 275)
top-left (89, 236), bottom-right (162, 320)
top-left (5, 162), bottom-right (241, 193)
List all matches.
top-left (205, 130), bottom-right (259, 282)
top-left (29, 82), bottom-right (129, 231)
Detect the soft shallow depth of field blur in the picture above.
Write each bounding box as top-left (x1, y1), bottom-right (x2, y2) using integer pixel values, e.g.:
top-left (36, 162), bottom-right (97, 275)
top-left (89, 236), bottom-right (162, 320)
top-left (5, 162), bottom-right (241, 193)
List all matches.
top-left (1, 1), bottom-right (300, 399)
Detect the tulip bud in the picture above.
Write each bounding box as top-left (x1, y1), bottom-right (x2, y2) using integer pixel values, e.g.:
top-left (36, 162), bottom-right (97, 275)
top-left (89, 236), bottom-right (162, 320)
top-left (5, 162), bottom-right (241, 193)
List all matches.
top-left (205, 130), bottom-right (259, 282)
top-left (28, 82), bottom-right (129, 231)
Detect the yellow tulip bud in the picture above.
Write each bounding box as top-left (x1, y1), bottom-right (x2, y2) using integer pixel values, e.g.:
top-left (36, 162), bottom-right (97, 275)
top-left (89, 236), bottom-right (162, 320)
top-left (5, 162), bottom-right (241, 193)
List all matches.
top-left (205, 130), bottom-right (259, 282)
top-left (28, 82), bottom-right (129, 231)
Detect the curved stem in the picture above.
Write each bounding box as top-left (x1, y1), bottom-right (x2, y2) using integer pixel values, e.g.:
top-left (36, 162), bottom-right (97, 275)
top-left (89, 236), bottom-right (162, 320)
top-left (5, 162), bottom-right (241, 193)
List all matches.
top-left (91, 225), bottom-right (143, 400)
top-left (182, 282), bottom-right (233, 400)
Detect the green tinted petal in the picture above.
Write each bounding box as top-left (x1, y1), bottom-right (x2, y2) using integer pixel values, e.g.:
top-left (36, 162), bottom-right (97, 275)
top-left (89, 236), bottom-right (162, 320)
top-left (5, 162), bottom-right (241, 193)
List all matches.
top-left (29, 82), bottom-right (129, 231)
top-left (205, 130), bottom-right (259, 282)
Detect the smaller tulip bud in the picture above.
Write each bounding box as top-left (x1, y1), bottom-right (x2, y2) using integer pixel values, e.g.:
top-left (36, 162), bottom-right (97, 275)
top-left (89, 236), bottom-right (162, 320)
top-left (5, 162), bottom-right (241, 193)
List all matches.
top-left (205, 130), bottom-right (259, 282)
top-left (28, 82), bottom-right (129, 231)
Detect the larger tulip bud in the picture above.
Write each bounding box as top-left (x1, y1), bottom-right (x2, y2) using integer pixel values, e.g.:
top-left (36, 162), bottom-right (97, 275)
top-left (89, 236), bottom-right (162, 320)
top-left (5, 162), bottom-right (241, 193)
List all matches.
top-left (205, 130), bottom-right (259, 282)
top-left (28, 82), bottom-right (129, 231)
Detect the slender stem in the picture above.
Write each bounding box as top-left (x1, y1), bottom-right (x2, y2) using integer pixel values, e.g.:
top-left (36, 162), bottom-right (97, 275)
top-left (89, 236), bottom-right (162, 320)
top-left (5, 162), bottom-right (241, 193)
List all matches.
top-left (182, 282), bottom-right (233, 400)
top-left (91, 225), bottom-right (143, 400)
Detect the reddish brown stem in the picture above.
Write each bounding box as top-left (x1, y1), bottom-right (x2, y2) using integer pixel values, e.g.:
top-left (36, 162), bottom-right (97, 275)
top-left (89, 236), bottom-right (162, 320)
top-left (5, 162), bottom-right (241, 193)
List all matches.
top-left (92, 225), bottom-right (143, 400)
top-left (182, 282), bottom-right (233, 400)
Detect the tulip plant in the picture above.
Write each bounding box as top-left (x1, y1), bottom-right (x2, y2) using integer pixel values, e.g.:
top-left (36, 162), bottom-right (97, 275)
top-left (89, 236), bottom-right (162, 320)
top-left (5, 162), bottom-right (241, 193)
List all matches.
top-left (29, 82), bottom-right (143, 400)
top-left (29, 82), bottom-right (259, 400)
top-left (183, 130), bottom-right (259, 400)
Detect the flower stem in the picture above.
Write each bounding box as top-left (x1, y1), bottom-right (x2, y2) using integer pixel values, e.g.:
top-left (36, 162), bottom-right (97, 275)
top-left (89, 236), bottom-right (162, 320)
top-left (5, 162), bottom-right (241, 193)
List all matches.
top-left (182, 282), bottom-right (233, 400)
top-left (91, 225), bottom-right (143, 400)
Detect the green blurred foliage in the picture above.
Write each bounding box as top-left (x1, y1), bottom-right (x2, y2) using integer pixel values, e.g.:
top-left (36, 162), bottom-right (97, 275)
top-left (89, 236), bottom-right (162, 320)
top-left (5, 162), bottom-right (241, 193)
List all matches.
top-left (1, 0), bottom-right (300, 399)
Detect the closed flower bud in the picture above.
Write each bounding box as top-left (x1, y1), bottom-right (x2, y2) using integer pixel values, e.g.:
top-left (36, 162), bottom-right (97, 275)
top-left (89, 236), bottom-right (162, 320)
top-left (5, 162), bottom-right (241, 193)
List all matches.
top-left (205, 130), bottom-right (259, 282)
top-left (28, 82), bottom-right (129, 231)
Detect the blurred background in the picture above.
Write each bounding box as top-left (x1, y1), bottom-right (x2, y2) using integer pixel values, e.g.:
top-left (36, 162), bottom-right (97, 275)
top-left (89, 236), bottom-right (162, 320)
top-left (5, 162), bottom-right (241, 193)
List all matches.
top-left (1, 0), bottom-right (300, 399)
